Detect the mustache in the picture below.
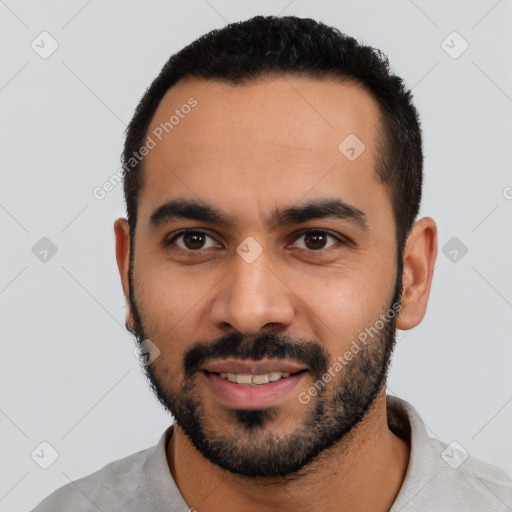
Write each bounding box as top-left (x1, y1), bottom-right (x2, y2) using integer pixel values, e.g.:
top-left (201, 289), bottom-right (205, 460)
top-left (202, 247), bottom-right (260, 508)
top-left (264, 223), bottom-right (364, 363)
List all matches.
top-left (183, 332), bottom-right (329, 379)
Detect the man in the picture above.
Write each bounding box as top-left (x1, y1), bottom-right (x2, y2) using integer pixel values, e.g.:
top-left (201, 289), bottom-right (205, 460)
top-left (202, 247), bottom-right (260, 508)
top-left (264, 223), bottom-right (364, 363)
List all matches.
top-left (33, 15), bottom-right (512, 512)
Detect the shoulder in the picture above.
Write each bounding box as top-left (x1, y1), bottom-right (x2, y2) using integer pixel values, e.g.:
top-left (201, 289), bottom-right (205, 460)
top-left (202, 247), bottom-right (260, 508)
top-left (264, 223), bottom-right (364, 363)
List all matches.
top-left (388, 396), bottom-right (512, 511)
top-left (428, 437), bottom-right (512, 510)
top-left (32, 447), bottom-right (150, 512)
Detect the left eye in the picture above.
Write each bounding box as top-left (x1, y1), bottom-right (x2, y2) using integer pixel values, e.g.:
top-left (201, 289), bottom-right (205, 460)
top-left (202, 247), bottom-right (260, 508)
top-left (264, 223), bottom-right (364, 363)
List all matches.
top-left (291, 230), bottom-right (339, 251)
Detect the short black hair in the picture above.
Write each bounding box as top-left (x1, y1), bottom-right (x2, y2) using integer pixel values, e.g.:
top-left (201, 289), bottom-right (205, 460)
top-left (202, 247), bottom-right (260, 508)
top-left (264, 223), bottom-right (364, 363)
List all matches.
top-left (122, 15), bottom-right (423, 256)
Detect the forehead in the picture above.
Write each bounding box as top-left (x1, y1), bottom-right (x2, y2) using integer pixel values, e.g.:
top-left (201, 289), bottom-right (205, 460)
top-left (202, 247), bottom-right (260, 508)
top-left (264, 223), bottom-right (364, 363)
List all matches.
top-left (138, 75), bottom-right (389, 229)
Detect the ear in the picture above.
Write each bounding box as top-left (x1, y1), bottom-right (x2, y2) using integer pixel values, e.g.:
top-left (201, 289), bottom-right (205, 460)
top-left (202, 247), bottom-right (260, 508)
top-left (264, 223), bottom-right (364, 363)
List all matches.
top-left (396, 217), bottom-right (438, 330)
top-left (114, 218), bottom-right (134, 332)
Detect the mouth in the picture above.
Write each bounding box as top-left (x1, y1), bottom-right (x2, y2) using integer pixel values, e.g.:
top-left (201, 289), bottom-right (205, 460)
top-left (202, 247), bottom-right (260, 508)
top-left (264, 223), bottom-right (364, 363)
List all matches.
top-left (214, 370), bottom-right (295, 385)
top-left (200, 359), bottom-right (308, 409)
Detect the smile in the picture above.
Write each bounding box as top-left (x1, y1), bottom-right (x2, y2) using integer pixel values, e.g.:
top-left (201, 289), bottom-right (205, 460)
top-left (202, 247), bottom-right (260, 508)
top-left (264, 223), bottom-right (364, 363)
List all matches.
top-left (216, 371), bottom-right (291, 385)
top-left (201, 361), bottom-right (308, 409)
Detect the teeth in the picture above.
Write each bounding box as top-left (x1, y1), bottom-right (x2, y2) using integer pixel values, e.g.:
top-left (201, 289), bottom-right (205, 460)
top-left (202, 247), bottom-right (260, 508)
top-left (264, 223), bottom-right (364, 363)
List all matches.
top-left (217, 371), bottom-right (293, 385)
top-left (236, 374), bottom-right (252, 384)
top-left (252, 374), bottom-right (269, 385)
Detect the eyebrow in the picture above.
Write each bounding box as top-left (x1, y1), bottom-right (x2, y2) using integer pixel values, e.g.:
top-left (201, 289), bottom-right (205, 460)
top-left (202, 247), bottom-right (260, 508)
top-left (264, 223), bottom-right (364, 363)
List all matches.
top-left (149, 197), bottom-right (368, 232)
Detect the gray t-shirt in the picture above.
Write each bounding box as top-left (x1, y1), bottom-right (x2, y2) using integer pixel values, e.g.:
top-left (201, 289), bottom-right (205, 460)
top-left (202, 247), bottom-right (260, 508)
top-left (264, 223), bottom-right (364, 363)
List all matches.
top-left (32, 395), bottom-right (512, 511)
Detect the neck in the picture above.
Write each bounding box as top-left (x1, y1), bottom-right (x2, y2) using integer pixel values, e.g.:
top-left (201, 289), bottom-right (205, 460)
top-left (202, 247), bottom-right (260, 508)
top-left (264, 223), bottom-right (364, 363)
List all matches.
top-left (166, 390), bottom-right (410, 512)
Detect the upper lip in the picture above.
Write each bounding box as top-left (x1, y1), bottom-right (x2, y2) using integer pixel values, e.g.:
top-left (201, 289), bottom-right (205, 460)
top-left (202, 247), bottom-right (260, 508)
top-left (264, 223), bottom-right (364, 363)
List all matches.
top-left (201, 358), bottom-right (307, 375)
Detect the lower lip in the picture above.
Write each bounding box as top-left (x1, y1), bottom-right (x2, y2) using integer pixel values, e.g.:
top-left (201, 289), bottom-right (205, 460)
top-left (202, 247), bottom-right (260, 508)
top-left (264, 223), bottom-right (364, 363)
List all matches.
top-left (203, 371), bottom-right (306, 409)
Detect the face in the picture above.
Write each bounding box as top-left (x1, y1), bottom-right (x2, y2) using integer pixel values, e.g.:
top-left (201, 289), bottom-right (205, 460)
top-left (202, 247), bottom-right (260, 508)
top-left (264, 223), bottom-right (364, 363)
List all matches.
top-left (126, 76), bottom-right (402, 478)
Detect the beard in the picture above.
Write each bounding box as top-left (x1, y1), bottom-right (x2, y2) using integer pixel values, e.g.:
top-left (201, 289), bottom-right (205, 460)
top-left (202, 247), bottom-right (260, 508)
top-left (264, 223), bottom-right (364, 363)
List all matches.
top-left (128, 257), bottom-right (403, 479)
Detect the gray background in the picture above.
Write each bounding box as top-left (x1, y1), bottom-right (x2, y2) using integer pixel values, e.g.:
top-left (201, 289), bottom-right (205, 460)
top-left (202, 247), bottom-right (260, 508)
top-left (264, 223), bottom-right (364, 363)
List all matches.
top-left (1, 0), bottom-right (511, 510)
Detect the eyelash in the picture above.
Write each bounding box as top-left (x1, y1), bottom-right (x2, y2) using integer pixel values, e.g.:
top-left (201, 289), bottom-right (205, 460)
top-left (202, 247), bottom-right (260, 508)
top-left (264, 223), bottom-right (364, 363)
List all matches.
top-left (164, 229), bottom-right (346, 253)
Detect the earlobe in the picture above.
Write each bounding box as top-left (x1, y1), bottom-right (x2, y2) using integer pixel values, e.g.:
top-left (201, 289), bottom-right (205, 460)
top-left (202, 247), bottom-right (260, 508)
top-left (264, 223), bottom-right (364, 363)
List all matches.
top-left (396, 217), bottom-right (438, 331)
top-left (125, 312), bottom-right (135, 334)
top-left (114, 218), bottom-right (133, 330)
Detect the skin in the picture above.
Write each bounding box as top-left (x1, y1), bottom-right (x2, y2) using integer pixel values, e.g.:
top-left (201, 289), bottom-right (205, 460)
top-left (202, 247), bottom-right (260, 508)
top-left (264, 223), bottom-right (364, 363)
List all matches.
top-left (114, 75), bottom-right (437, 511)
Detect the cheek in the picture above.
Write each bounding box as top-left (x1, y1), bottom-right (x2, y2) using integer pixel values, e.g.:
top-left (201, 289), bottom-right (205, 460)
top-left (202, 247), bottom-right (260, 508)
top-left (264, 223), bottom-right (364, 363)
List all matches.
top-left (134, 260), bottom-right (218, 344)
top-left (293, 271), bottom-right (391, 348)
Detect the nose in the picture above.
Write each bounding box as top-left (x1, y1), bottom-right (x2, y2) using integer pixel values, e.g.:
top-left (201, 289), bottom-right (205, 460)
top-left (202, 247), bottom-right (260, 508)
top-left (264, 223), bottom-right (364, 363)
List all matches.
top-left (209, 252), bottom-right (295, 336)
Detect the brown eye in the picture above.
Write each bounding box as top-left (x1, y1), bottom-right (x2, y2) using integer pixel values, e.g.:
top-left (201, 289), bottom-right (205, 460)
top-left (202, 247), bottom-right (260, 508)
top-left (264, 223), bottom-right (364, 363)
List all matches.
top-left (170, 231), bottom-right (218, 251)
top-left (292, 230), bottom-right (339, 251)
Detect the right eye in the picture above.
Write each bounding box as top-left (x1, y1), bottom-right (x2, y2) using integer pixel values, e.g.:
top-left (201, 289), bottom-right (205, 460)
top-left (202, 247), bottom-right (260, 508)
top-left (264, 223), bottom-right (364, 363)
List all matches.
top-left (166, 230), bottom-right (221, 252)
